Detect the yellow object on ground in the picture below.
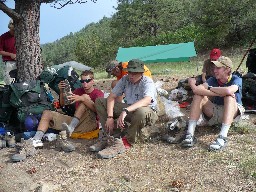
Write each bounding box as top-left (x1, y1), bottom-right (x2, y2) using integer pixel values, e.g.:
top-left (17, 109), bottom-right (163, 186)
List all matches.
top-left (70, 128), bottom-right (99, 139)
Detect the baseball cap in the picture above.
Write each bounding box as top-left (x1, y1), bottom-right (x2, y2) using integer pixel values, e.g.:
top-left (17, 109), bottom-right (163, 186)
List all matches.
top-left (212, 56), bottom-right (233, 69)
top-left (127, 59), bottom-right (145, 73)
top-left (210, 48), bottom-right (221, 61)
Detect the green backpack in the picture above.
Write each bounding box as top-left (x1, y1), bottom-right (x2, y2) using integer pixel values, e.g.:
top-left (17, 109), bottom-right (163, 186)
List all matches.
top-left (10, 80), bottom-right (53, 122)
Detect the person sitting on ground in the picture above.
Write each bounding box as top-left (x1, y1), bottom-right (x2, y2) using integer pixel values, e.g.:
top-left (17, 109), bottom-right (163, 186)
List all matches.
top-left (105, 60), bottom-right (118, 78)
top-left (108, 60), bottom-right (152, 102)
top-left (90, 59), bottom-right (158, 159)
top-left (109, 60), bottom-right (152, 89)
top-left (201, 48), bottom-right (222, 83)
top-left (0, 19), bottom-right (17, 85)
top-left (12, 70), bottom-right (104, 161)
top-left (181, 56), bottom-right (244, 151)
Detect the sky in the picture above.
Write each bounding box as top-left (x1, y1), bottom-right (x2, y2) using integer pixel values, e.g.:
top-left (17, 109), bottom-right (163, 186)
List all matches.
top-left (0, 0), bottom-right (117, 44)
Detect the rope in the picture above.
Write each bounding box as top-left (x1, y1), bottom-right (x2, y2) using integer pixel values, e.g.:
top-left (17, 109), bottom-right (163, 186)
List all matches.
top-left (136, 44), bottom-right (185, 60)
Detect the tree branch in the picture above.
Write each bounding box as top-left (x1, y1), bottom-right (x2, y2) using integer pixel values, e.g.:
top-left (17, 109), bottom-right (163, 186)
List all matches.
top-left (46, 0), bottom-right (97, 9)
top-left (0, 2), bottom-right (21, 21)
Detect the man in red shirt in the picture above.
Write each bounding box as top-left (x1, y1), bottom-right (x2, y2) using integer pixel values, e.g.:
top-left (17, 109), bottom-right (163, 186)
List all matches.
top-left (0, 19), bottom-right (17, 85)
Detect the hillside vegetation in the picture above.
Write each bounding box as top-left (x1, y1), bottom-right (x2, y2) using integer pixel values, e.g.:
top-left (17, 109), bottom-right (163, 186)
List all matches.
top-left (41, 0), bottom-right (256, 71)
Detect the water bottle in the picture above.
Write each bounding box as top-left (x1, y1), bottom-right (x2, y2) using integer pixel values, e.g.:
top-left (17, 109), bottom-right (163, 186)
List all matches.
top-left (46, 91), bottom-right (54, 102)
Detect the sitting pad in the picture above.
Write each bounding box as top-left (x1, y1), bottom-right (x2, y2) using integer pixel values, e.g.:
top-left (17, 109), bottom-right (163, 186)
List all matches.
top-left (70, 128), bottom-right (99, 139)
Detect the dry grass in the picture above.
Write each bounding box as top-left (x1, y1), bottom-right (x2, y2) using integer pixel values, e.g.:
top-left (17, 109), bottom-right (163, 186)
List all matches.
top-left (0, 68), bottom-right (256, 191)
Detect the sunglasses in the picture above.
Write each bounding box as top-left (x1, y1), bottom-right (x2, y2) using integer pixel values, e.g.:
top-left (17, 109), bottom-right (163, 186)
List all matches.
top-left (80, 79), bottom-right (92, 83)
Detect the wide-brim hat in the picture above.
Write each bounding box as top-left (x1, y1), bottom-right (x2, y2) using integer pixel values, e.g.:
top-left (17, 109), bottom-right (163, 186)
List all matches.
top-left (127, 59), bottom-right (144, 73)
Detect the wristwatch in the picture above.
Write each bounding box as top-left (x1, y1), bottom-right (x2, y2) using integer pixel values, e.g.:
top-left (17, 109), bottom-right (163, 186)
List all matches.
top-left (208, 85), bottom-right (213, 90)
top-left (122, 108), bottom-right (129, 114)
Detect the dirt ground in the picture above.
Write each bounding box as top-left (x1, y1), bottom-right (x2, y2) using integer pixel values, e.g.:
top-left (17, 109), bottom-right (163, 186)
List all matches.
top-left (0, 75), bottom-right (255, 192)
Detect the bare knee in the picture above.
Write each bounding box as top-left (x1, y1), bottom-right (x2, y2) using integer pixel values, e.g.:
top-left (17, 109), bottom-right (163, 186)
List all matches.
top-left (42, 110), bottom-right (53, 120)
top-left (192, 94), bottom-right (206, 104)
top-left (224, 95), bottom-right (236, 103)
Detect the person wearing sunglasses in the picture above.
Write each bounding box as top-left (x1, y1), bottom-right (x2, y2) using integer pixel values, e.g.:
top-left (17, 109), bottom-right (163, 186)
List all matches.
top-left (89, 59), bottom-right (158, 159)
top-left (181, 56), bottom-right (244, 151)
top-left (12, 70), bottom-right (104, 161)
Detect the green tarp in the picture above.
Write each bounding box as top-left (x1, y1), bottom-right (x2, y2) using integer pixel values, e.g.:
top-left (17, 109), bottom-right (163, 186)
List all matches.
top-left (116, 42), bottom-right (197, 63)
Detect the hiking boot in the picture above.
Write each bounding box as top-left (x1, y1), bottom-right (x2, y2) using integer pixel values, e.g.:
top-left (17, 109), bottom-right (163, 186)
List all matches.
top-left (61, 122), bottom-right (73, 137)
top-left (55, 135), bottom-right (75, 153)
top-left (181, 133), bottom-right (197, 147)
top-left (11, 139), bottom-right (37, 162)
top-left (5, 132), bottom-right (16, 148)
top-left (89, 137), bottom-right (108, 152)
top-left (98, 138), bottom-right (126, 159)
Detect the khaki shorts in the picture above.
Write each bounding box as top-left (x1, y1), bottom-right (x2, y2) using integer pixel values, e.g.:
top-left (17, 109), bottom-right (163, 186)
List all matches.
top-left (49, 108), bottom-right (97, 134)
top-left (206, 103), bottom-right (245, 126)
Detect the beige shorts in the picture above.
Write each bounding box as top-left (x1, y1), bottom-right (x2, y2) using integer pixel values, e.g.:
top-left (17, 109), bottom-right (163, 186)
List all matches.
top-left (3, 61), bottom-right (16, 85)
top-left (49, 108), bottom-right (97, 134)
top-left (206, 103), bottom-right (245, 126)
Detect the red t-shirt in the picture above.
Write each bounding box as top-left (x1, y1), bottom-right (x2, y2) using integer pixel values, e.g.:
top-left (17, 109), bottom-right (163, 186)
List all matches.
top-left (73, 88), bottom-right (104, 109)
top-left (0, 31), bottom-right (16, 62)
top-left (73, 88), bottom-right (104, 124)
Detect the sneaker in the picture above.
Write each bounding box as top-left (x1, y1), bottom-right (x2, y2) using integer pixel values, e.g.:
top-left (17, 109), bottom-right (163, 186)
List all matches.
top-left (11, 139), bottom-right (37, 162)
top-left (98, 138), bottom-right (126, 159)
top-left (209, 135), bottom-right (228, 151)
top-left (181, 133), bottom-right (197, 147)
top-left (55, 135), bottom-right (75, 153)
top-left (89, 138), bottom-right (108, 152)
top-left (31, 139), bottom-right (43, 148)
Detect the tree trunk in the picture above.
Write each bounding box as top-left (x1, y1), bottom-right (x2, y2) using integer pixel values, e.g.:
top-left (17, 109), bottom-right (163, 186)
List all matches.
top-left (15, 0), bottom-right (42, 82)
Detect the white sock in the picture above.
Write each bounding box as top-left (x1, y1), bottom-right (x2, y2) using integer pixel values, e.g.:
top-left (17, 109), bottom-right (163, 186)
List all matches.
top-left (219, 123), bottom-right (230, 137)
top-left (33, 130), bottom-right (45, 140)
top-left (69, 117), bottom-right (80, 130)
top-left (187, 120), bottom-right (197, 136)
